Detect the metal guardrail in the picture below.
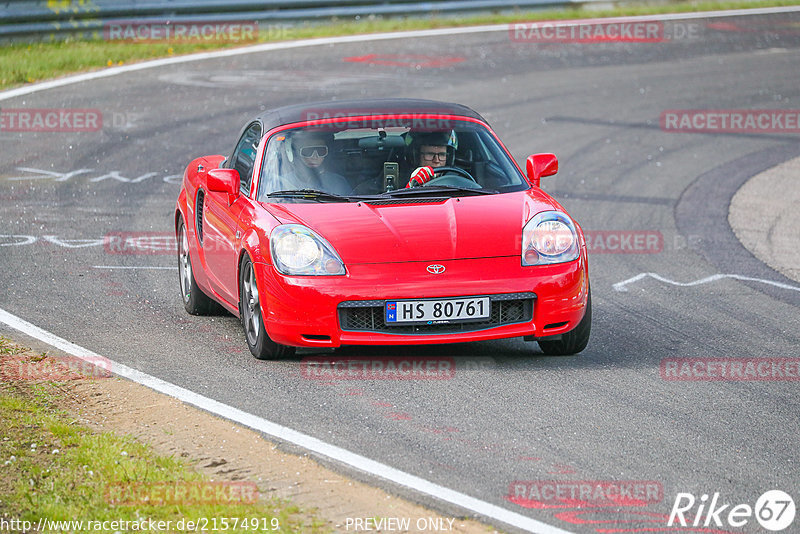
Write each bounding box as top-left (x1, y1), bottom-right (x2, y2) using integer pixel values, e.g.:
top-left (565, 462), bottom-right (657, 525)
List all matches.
top-left (1, 0), bottom-right (591, 42)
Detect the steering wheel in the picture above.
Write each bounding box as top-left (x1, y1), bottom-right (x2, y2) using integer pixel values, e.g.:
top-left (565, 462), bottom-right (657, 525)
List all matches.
top-left (422, 166), bottom-right (478, 186)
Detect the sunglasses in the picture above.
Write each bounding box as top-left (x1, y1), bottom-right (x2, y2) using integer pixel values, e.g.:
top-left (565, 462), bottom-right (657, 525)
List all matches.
top-left (420, 151), bottom-right (448, 161)
top-left (299, 145), bottom-right (328, 158)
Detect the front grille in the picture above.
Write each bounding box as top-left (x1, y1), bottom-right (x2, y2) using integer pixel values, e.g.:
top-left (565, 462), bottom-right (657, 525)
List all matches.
top-left (338, 293), bottom-right (534, 334)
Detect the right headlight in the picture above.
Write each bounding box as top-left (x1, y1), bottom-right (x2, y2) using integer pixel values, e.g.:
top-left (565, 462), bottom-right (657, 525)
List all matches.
top-left (522, 211), bottom-right (580, 266)
top-left (270, 224), bottom-right (346, 276)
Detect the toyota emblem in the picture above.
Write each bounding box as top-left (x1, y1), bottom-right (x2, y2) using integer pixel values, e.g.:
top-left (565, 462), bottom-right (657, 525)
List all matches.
top-left (427, 264), bottom-right (446, 274)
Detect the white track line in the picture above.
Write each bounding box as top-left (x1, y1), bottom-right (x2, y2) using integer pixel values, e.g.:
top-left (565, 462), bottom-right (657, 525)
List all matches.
top-left (2, 6), bottom-right (800, 102)
top-left (0, 306), bottom-right (572, 534)
top-left (613, 272), bottom-right (800, 292)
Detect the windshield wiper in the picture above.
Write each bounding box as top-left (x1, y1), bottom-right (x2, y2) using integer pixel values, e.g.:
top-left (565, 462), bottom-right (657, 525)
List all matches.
top-left (380, 185), bottom-right (498, 197)
top-left (266, 189), bottom-right (355, 202)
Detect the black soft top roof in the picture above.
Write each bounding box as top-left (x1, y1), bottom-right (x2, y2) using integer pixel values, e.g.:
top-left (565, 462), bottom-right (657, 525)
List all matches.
top-left (256, 98), bottom-right (487, 131)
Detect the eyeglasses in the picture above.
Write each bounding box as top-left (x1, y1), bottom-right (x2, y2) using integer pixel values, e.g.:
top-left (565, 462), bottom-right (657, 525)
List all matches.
top-left (299, 145), bottom-right (328, 158)
top-left (420, 151), bottom-right (447, 161)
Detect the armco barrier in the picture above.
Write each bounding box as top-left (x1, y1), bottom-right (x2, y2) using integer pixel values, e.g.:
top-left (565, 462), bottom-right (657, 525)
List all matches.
top-left (1, 0), bottom-right (597, 42)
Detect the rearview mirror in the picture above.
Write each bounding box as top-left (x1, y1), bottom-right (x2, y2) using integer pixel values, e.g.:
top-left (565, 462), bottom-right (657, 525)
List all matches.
top-left (207, 168), bottom-right (240, 196)
top-left (525, 153), bottom-right (558, 188)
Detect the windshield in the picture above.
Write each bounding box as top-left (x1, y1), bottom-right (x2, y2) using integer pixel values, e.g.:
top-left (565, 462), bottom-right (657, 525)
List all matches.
top-left (256, 119), bottom-right (528, 201)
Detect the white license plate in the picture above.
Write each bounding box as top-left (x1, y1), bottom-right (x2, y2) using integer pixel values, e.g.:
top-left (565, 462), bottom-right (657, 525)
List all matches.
top-left (385, 297), bottom-right (491, 324)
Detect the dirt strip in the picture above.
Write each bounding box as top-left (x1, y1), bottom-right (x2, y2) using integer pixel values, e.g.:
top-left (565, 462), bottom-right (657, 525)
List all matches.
top-left (13, 348), bottom-right (503, 534)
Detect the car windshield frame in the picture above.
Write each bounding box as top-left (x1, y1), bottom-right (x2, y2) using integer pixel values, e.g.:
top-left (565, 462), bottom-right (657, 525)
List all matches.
top-left (254, 116), bottom-right (529, 203)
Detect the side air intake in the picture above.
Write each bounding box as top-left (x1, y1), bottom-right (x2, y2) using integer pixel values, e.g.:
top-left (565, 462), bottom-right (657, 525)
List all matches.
top-left (195, 190), bottom-right (205, 246)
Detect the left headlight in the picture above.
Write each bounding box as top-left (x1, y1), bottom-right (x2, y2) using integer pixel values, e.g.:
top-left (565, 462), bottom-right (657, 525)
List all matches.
top-left (270, 224), bottom-right (346, 275)
top-left (522, 211), bottom-right (580, 266)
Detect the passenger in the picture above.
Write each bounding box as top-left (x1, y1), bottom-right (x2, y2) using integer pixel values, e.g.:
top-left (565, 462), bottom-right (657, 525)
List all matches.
top-left (284, 130), bottom-right (351, 195)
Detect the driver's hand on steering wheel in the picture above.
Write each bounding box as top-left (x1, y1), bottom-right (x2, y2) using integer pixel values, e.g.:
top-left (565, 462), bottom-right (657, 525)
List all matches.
top-left (406, 166), bottom-right (435, 188)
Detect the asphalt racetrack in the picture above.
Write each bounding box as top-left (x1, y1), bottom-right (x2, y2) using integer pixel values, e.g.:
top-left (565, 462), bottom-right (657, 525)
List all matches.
top-left (1, 8), bottom-right (800, 533)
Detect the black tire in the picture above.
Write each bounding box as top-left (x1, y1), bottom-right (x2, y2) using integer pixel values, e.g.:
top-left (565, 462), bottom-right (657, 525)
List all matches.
top-left (538, 289), bottom-right (592, 356)
top-left (239, 256), bottom-right (295, 360)
top-left (177, 218), bottom-right (219, 315)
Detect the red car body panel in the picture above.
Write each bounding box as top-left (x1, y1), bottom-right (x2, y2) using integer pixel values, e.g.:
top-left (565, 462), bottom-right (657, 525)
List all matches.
top-left (255, 257), bottom-right (587, 347)
top-left (264, 191), bottom-right (559, 264)
top-left (175, 103), bottom-right (589, 350)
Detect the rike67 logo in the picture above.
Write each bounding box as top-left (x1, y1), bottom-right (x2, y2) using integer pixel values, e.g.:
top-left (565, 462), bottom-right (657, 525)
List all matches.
top-left (669, 490), bottom-right (796, 531)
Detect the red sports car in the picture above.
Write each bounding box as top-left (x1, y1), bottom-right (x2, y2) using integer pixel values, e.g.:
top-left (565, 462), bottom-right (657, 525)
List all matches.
top-left (175, 99), bottom-right (590, 358)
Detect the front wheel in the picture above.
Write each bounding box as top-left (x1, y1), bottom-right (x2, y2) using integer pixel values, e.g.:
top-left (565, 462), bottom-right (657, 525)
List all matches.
top-left (537, 289), bottom-right (591, 356)
top-left (239, 256), bottom-right (295, 360)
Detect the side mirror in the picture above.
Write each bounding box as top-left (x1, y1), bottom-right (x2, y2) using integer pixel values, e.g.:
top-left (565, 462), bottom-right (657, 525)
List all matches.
top-left (525, 153), bottom-right (558, 188)
top-left (207, 168), bottom-right (240, 196)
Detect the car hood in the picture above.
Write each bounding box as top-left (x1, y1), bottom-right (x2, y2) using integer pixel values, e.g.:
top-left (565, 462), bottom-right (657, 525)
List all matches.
top-left (263, 190), bottom-right (560, 264)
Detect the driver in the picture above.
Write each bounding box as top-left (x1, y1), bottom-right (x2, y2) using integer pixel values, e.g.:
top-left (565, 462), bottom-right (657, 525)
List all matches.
top-left (405, 131), bottom-right (457, 188)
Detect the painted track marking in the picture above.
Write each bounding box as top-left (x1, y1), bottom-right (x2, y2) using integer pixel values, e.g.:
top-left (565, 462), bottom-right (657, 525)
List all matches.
top-left (613, 272), bottom-right (800, 292)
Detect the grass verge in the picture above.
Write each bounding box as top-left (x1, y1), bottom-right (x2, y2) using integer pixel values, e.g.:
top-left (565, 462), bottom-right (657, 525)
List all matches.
top-left (0, 336), bottom-right (324, 533)
top-left (0, 0), bottom-right (798, 90)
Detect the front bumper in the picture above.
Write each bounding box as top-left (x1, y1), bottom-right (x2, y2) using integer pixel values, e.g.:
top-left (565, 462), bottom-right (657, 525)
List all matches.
top-left (255, 255), bottom-right (588, 347)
